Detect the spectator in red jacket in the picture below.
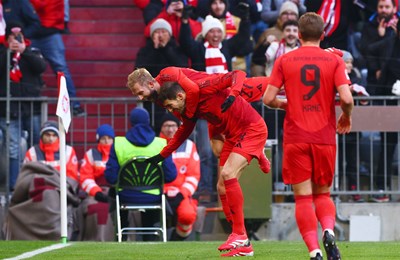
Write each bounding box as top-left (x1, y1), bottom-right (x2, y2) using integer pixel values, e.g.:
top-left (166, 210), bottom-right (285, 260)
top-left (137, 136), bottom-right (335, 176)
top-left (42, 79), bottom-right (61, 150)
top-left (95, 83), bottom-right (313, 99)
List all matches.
top-left (24, 120), bottom-right (79, 182)
top-left (76, 124), bottom-right (115, 241)
top-left (144, 0), bottom-right (202, 41)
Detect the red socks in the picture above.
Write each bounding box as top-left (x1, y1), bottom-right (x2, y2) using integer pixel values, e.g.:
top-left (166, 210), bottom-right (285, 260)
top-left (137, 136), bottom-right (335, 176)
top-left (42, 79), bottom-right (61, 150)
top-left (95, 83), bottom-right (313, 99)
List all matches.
top-left (224, 178), bottom-right (245, 235)
top-left (295, 195), bottom-right (319, 253)
top-left (314, 192), bottom-right (336, 231)
top-left (219, 193), bottom-right (233, 226)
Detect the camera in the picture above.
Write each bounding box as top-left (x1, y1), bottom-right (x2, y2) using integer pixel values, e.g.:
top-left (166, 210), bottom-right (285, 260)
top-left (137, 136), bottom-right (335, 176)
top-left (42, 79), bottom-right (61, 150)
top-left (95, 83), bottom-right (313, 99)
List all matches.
top-left (15, 34), bottom-right (23, 43)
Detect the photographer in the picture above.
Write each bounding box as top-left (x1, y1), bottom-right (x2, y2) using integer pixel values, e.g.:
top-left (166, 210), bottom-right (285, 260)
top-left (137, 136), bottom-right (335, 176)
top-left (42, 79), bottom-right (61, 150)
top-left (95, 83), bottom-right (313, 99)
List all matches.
top-left (0, 21), bottom-right (47, 190)
top-left (144, 0), bottom-right (202, 41)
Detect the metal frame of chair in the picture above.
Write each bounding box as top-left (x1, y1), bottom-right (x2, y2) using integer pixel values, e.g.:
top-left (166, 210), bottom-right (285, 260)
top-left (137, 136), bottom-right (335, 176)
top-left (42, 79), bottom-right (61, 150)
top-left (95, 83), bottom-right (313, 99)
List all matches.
top-left (115, 156), bottom-right (167, 242)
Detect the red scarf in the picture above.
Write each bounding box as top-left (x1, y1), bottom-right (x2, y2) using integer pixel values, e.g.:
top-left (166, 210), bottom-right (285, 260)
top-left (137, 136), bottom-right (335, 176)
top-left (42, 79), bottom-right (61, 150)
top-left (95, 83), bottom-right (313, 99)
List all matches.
top-left (5, 39), bottom-right (31, 83)
top-left (204, 41), bottom-right (228, 74)
top-left (317, 0), bottom-right (341, 37)
top-left (224, 12), bottom-right (237, 39)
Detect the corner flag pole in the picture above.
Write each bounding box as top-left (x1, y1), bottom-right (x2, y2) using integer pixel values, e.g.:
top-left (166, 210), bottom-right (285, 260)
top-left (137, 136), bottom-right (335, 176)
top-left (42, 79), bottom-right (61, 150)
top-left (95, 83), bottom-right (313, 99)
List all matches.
top-left (56, 72), bottom-right (71, 244)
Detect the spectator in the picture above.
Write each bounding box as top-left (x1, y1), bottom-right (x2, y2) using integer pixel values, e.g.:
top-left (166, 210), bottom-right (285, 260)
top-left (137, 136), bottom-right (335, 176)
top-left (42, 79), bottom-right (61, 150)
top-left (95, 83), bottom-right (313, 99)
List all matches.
top-left (251, 1), bottom-right (298, 76)
top-left (261, 0), bottom-right (306, 26)
top-left (144, 0), bottom-right (202, 41)
top-left (136, 18), bottom-right (189, 81)
top-left (104, 107), bottom-right (177, 241)
top-left (360, 0), bottom-right (399, 96)
top-left (28, 0), bottom-right (85, 116)
top-left (136, 18), bottom-right (189, 134)
top-left (264, 19), bottom-right (299, 76)
top-left (0, 21), bottom-right (47, 190)
top-left (76, 124), bottom-right (115, 241)
top-left (367, 17), bottom-right (400, 202)
top-left (305, 0), bottom-right (363, 50)
top-left (338, 50), bottom-right (370, 203)
top-left (0, 2), bottom-right (5, 44)
top-left (206, 0), bottom-right (250, 72)
top-left (63, 0), bottom-right (70, 34)
top-left (24, 120), bottom-right (79, 182)
top-left (180, 14), bottom-right (253, 72)
top-left (159, 113), bottom-right (200, 240)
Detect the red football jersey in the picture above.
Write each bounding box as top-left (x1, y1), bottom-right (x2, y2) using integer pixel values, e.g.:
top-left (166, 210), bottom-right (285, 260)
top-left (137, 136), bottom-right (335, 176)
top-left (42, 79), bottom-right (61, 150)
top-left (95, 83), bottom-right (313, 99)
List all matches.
top-left (269, 46), bottom-right (350, 145)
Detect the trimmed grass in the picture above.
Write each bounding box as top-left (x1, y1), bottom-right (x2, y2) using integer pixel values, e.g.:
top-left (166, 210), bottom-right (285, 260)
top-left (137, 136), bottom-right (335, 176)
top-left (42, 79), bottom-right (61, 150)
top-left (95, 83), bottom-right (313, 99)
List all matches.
top-left (1, 240), bottom-right (400, 259)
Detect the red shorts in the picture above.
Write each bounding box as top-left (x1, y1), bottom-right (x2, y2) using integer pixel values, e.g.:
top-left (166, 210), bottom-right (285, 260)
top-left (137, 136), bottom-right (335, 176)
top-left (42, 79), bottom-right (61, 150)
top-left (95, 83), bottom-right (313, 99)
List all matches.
top-left (282, 143), bottom-right (336, 185)
top-left (219, 119), bottom-right (267, 166)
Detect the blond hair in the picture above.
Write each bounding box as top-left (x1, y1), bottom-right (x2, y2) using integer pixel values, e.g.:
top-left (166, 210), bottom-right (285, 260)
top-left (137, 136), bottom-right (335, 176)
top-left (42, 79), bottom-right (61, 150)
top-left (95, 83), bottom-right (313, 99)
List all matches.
top-left (126, 68), bottom-right (154, 90)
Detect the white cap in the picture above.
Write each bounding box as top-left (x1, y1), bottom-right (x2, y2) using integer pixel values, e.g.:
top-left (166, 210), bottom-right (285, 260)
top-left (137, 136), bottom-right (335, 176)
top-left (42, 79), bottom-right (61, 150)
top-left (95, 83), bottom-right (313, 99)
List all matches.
top-left (201, 15), bottom-right (224, 38)
top-left (150, 18), bottom-right (172, 36)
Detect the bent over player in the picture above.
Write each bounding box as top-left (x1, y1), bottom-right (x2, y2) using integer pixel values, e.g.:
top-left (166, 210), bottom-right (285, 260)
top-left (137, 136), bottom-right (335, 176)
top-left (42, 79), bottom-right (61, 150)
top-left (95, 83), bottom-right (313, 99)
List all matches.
top-left (263, 12), bottom-right (353, 260)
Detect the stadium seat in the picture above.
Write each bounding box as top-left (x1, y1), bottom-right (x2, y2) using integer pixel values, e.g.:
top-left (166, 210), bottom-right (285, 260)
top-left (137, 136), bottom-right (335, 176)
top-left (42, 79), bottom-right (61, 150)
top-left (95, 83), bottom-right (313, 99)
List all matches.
top-left (115, 157), bottom-right (167, 242)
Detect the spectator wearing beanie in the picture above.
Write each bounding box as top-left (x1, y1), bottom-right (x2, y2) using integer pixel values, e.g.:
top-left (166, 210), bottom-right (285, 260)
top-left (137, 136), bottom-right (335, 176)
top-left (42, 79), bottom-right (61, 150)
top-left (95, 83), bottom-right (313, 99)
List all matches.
top-left (158, 112), bottom-right (200, 240)
top-left (261, 0), bottom-right (306, 26)
top-left (252, 1), bottom-right (299, 76)
top-left (144, 0), bottom-right (202, 41)
top-left (77, 123), bottom-right (116, 241)
top-left (105, 107), bottom-right (177, 241)
top-left (24, 120), bottom-right (79, 182)
top-left (179, 12), bottom-right (253, 72)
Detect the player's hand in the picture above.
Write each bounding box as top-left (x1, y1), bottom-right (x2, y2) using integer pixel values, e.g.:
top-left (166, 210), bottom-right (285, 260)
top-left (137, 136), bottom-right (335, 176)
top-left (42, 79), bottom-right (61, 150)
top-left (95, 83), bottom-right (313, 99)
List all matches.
top-left (337, 113), bottom-right (352, 134)
top-left (221, 95), bottom-right (235, 112)
top-left (145, 154), bottom-right (165, 165)
top-left (94, 191), bottom-right (109, 203)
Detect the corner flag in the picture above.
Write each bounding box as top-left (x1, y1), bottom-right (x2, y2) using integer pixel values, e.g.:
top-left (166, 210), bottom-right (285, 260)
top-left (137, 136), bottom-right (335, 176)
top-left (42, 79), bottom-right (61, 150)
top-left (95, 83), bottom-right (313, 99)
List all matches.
top-left (56, 73), bottom-right (71, 132)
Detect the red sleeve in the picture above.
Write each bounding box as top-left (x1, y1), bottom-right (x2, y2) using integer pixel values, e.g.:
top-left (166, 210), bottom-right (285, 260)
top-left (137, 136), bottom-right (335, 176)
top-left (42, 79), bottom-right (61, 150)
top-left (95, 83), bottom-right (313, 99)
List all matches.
top-left (67, 147), bottom-right (79, 182)
top-left (334, 57), bottom-right (351, 88)
top-left (269, 56), bottom-right (284, 89)
top-left (160, 118), bottom-right (197, 158)
top-left (220, 70), bottom-right (247, 97)
top-left (79, 150), bottom-right (102, 196)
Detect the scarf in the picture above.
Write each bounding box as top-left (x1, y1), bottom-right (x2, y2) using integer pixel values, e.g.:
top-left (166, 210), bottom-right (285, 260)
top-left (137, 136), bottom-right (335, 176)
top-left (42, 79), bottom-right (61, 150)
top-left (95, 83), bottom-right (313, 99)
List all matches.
top-left (275, 39), bottom-right (300, 59)
top-left (317, 0), bottom-right (341, 37)
top-left (204, 41), bottom-right (228, 74)
top-left (224, 12), bottom-right (237, 39)
top-left (10, 52), bottom-right (22, 82)
top-left (5, 38), bottom-right (31, 82)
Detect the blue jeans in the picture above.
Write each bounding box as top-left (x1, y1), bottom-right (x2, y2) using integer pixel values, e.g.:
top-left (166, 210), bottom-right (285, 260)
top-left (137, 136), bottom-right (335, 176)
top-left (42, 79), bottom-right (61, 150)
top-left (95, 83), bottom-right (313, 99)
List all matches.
top-left (194, 119), bottom-right (215, 193)
top-left (22, 114), bottom-right (41, 146)
top-left (31, 34), bottom-right (80, 107)
top-left (0, 118), bottom-right (22, 189)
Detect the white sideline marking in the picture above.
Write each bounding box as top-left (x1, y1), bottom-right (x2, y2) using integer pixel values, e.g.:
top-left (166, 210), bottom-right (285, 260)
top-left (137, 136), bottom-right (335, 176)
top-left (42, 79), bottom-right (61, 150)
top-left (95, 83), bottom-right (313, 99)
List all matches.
top-left (4, 243), bottom-right (72, 260)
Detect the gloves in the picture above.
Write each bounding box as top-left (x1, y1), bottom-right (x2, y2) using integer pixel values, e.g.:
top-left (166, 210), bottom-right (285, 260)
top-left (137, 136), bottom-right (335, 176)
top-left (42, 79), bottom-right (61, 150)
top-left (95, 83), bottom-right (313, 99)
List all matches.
top-left (94, 191), bottom-right (109, 203)
top-left (221, 95), bottom-right (236, 112)
top-left (236, 1), bottom-right (250, 20)
top-left (182, 5), bottom-right (196, 20)
top-left (145, 153), bottom-right (165, 165)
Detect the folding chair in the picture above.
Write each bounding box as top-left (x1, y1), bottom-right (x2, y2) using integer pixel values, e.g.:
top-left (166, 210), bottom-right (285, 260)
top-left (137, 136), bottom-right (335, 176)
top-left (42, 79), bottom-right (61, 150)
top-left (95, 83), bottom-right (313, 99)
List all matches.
top-left (115, 156), bottom-right (167, 242)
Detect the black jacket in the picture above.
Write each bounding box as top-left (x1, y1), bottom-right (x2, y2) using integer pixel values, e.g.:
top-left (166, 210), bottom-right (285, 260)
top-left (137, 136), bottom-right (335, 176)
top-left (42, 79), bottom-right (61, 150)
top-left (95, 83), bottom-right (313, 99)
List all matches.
top-left (135, 38), bottom-right (189, 77)
top-left (0, 45), bottom-right (47, 117)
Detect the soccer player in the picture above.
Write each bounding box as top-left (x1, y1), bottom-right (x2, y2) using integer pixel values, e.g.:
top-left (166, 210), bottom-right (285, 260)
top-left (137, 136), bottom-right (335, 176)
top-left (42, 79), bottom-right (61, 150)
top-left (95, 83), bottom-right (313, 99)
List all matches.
top-left (263, 12), bottom-right (353, 260)
top-left (126, 67), bottom-right (268, 158)
top-left (129, 67), bottom-right (270, 256)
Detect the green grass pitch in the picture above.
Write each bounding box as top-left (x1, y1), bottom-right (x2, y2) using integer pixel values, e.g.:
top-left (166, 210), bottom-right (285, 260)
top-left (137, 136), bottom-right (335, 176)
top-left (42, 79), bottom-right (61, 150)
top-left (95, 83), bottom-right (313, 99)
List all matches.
top-left (1, 241), bottom-right (400, 259)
